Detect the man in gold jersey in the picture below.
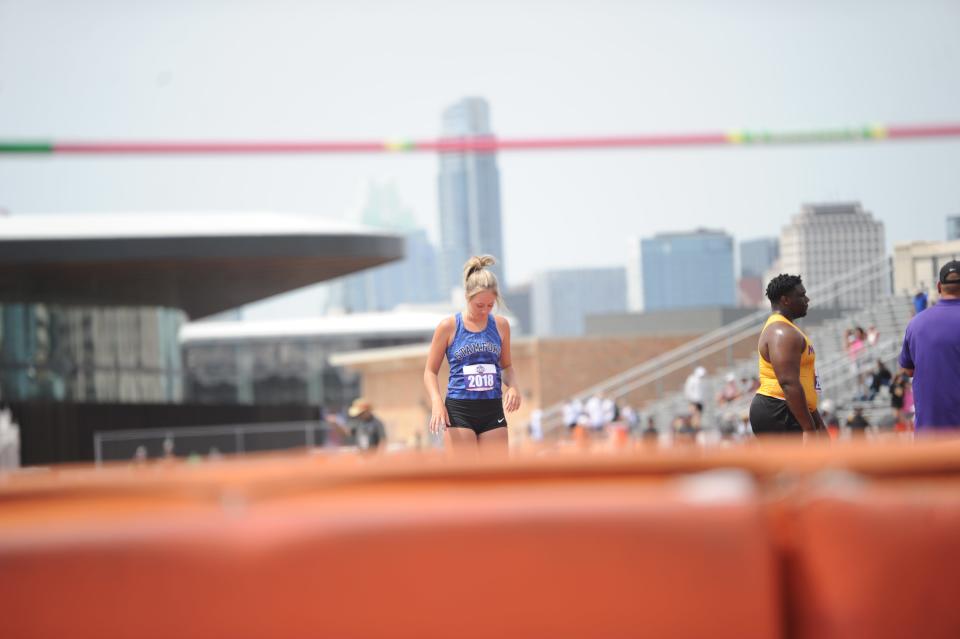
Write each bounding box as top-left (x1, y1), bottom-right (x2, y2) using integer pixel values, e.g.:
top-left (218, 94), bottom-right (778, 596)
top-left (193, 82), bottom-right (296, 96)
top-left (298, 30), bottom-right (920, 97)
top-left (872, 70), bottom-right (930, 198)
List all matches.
top-left (750, 274), bottom-right (827, 437)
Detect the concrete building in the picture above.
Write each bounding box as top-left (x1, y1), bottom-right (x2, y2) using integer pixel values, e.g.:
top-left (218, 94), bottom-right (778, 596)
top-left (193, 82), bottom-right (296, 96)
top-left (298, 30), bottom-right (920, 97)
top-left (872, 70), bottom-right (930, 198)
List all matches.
top-left (893, 239), bottom-right (960, 301)
top-left (778, 202), bottom-right (886, 308)
top-left (948, 215), bottom-right (960, 241)
top-left (331, 182), bottom-right (443, 313)
top-left (502, 283), bottom-right (533, 335)
top-left (180, 311), bottom-right (448, 409)
top-left (532, 267), bottom-right (627, 337)
top-left (437, 97), bottom-right (505, 293)
top-left (628, 229), bottom-right (736, 312)
top-left (740, 237), bottom-right (780, 278)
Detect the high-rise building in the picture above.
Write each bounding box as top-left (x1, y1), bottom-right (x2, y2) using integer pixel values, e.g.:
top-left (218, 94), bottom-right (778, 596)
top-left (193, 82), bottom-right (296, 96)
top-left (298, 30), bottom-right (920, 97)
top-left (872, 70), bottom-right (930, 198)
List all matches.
top-left (738, 237), bottom-right (780, 307)
top-left (437, 97), bottom-right (505, 294)
top-left (948, 215), bottom-right (960, 241)
top-left (502, 283), bottom-right (532, 335)
top-left (628, 229), bottom-right (736, 311)
top-left (778, 202), bottom-right (886, 308)
top-left (740, 237), bottom-right (780, 278)
top-left (531, 267), bottom-right (627, 337)
top-left (330, 182), bottom-right (443, 313)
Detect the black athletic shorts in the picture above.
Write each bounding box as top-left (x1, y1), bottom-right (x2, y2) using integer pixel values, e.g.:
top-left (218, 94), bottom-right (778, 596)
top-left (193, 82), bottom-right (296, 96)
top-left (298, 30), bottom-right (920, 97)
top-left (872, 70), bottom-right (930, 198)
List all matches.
top-left (749, 394), bottom-right (811, 436)
top-left (445, 397), bottom-right (507, 435)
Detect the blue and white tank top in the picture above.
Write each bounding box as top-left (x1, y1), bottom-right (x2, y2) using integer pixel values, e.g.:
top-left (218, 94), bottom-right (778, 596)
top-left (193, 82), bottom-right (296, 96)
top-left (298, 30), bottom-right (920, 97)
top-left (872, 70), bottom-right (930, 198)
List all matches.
top-left (446, 313), bottom-right (503, 400)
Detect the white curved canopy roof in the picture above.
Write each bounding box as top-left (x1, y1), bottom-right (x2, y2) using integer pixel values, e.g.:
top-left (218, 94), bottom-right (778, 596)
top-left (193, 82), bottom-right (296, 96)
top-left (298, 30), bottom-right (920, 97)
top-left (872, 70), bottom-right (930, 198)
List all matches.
top-left (0, 212), bottom-right (404, 319)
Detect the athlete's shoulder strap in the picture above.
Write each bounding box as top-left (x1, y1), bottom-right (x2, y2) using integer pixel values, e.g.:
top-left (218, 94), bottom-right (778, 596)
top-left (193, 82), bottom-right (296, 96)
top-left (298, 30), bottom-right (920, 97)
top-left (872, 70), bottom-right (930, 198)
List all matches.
top-left (764, 314), bottom-right (808, 352)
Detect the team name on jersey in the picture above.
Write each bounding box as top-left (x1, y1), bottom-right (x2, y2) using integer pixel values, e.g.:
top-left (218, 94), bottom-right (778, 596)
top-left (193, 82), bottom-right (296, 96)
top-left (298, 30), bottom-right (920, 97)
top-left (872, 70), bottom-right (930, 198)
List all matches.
top-left (453, 342), bottom-right (501, 361)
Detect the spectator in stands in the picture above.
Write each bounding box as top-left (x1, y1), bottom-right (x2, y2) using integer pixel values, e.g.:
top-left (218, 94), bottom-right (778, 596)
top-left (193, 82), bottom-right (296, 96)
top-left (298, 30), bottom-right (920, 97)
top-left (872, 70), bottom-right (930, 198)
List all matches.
top-left (683, 366), bottom-right (707, 425)
top-left (586, 394), bottom-right (605, 431)
top-left (602, 395), bottom-right (617, 425)
top-left (899, 261), bottom-right (960, 432)
top-left (347, 398), bottom-right (387, 451)
top-left (674, 415), bottom-right (697, 444)
top-left (866, 325), bottom-right (880, 348)
top-left (890, 371), bottom-right (908, 420)
top-left (717, 372), bottom-right (741, 405)
top-left (621, 404), bottom-right (639, 434)
top-left (641, 416), bottom-right (659, 442)
top-left (846, 407), bottom-right (870, 436)
top-left (867, 360), bottom-right (893, 399)
top-left (913, 287), bottom-right (929, 315)
top-left (846, 327), bottom-right (868, 398)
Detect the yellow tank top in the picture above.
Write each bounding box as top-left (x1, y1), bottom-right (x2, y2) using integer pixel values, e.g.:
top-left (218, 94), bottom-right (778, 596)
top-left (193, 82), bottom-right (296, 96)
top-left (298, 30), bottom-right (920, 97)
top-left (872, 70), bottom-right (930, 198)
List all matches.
top-left (756, 314), bottom-right (819, 410)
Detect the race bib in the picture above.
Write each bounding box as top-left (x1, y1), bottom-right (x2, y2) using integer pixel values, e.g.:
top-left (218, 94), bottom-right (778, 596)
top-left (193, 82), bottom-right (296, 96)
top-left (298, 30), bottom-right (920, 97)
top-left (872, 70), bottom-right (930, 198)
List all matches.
top-left (464, 363), bottom-right (497, 392)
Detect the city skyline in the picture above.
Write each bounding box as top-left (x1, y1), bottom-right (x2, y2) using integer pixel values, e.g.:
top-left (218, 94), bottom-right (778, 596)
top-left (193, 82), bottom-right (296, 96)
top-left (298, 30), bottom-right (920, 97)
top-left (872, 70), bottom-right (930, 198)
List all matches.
top-left (2, 1), bottom-right (959, 312)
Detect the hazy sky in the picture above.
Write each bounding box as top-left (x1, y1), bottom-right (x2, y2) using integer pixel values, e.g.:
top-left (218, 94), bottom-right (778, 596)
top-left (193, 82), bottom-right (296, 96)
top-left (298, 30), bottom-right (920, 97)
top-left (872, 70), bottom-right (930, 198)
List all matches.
top-left (2, 0), bottom-right (959, 316)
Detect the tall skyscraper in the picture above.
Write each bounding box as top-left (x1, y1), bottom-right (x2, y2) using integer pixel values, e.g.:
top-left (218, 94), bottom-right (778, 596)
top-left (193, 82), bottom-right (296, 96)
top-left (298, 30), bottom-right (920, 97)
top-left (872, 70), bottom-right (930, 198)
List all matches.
top-left (532, 267), bottom-right (627, 337)
top-left (740, 237), bottom-right (780, 278)
top-left (948, 215), bottom-right (960, 241)
top-left (778, 202), bottom-right (886, 308)
top-left (437, 97), bottom-right (505, 294)
top-left (628, 229), bottom-right (736, 311)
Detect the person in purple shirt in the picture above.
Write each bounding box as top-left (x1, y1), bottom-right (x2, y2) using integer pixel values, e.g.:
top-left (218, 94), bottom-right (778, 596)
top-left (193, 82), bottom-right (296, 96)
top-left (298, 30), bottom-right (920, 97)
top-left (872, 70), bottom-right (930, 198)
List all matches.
top-left (899, 260), bottom-right (960, 431)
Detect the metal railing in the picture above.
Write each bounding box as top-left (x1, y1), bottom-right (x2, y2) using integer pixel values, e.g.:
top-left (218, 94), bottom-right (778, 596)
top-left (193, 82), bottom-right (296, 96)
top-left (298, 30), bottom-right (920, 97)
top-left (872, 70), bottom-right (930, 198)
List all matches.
top-left (93, 421), bottom-right (340, 465)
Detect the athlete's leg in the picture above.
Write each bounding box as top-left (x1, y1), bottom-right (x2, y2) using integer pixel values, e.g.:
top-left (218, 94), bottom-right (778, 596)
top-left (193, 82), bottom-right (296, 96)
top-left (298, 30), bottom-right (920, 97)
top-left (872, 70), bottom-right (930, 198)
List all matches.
top-left (444, 426), bottom-right (479, 454)
top-left (477, 426), bottom-right (508, 455)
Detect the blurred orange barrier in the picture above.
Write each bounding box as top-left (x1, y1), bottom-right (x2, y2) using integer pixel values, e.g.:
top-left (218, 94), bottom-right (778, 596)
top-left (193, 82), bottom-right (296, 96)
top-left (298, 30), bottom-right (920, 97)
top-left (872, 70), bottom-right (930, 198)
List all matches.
top-left (0, 473), bottom-right (779, 639)
top-left (788, 482), bottom-right (960, 639)
top-left (2, 439), bottom-right (960, 638)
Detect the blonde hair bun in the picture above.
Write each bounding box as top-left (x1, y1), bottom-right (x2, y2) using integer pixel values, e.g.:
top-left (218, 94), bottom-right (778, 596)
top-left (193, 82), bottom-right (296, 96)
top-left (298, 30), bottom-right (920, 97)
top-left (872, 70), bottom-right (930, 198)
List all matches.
top-left (462, 255), bottom-right (505, 309)
top-left (463, 255), bottom-right (496, 280)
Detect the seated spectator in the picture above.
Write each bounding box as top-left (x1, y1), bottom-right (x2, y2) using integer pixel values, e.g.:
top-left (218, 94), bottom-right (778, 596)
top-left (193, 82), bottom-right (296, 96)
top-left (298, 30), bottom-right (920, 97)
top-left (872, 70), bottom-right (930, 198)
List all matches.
top-left (641, 416), bottom-right (659, 441)
top-left (716, 373), bottom-right (741, 405)
top-left (674, 415), bottom-right (697, 444)
top-left (890, 371), bottom-right (910, 423)
top-left (875, 409), bottom-right (898, 430)
top-left (867, 360), bottom-right (893, 399)
top-left (846, 407), bottom-right (870, 436)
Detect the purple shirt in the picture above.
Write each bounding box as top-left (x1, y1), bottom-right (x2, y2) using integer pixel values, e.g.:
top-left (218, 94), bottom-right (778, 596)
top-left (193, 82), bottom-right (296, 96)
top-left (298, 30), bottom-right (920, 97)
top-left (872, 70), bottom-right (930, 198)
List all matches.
top-left (899, 298), bottom-right (960, 430)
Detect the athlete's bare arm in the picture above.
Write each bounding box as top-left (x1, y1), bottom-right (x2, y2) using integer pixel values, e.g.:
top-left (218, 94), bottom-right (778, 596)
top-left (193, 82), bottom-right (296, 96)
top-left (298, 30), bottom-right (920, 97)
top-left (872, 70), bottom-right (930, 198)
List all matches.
top-left (424, 317), bottom-right (455, 434)
top-left (762, 323), bottom-right (817, 432)
top-left (495, 316), bottom-right (521, 413)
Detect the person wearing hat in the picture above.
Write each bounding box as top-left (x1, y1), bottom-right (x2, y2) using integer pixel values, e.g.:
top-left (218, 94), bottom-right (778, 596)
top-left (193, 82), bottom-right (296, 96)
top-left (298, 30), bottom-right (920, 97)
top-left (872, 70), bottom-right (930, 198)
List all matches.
top-left (346, 398), bottom-right (387, 451)
top-left (749, 273), bottom-right (826, 437)
top-left (898, 260), bottom-right (960, 432)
